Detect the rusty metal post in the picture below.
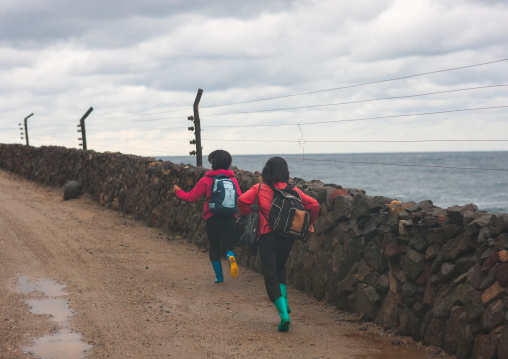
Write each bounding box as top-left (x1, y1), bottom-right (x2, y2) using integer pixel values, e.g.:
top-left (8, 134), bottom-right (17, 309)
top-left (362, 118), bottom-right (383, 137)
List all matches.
top-left (23, 113), bottom-right (33, 146)
top-left (193, 89), bottom-right (203, 167)
top-left (77, 107), bottom-right (93, 150)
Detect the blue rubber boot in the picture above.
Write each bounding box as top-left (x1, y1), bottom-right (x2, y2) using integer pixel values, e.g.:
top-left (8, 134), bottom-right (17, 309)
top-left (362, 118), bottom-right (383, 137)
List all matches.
top-left (211, 261), bottom-right (224, 284)
top-left (274, 297), bottom-right (290, 332)
top-left (280, 284), bottom-right (291, 314)
top-left (226, 251), bottom-right (238, 278)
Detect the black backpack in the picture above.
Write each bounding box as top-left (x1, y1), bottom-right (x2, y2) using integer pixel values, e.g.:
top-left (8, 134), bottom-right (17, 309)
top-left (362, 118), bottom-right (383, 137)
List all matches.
top-left (266, 183), bottom-right (310, 240)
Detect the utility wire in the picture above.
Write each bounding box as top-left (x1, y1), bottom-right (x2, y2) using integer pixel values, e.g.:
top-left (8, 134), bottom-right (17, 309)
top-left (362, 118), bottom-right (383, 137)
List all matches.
top-left (88, 102), bottom-right (508, 132)
top-left (87, 126), bottom-right (186, 132)
top-left (201, 84), bottom-right (508, 117)
top-left (200, 139), bottom-right (508, 143)
top-left (206, 154), bottom-right (508, 172)
top-left (99, 83), bottom-right (508, 123)
top-left (95, 108), bottom-right (190, 120)
top-left (96, 145), bottom-right (189, 155)
top-left (83, 138), bottom-right (508, 143)
top-left (203, 105), bottom-right (508, 128)
top-left (79, 58), bottom-right (508, 121)
top-left (200, 58), bottom-right (508, 109)
top-left (295, 156), bottom-right (508, 172)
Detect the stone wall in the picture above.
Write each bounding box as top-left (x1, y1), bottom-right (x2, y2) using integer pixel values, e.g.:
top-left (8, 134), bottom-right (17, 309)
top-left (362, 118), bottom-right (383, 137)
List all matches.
top-left (1, 143), bottom-right (507, 359)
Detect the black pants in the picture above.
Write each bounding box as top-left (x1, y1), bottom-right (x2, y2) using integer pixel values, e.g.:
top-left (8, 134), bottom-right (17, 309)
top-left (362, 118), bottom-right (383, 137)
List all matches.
top-left (205, 215), bottom-right (236, 262)
top-left (258, 231), bottom-right (294, 302)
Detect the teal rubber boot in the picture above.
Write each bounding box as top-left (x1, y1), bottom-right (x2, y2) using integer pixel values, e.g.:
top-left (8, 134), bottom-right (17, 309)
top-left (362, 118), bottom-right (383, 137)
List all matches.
top-left (274, 297), bottom-right (290, 332)
top-left (280, 284), bottom-right (291, 314)
top-left (226, 251), bottom-right (238, 278)
top-left (211, 261), bottom-right (224, 284)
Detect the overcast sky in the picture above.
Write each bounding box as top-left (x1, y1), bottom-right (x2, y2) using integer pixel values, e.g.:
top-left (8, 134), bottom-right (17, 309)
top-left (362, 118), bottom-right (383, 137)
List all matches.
top-left (1, 0), bottom-right (508, 158)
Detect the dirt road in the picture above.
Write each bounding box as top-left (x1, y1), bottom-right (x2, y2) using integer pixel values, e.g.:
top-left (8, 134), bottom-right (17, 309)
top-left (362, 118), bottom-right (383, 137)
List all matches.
top-left (0, 169), bottom-right (451, 359)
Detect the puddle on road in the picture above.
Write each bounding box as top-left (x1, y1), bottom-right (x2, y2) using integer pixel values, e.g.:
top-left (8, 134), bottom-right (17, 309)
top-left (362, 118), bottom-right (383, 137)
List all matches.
top-left (18, 277), bottom-right (92, 359)
top-left (18, 277), bottom-right (67, 297)
top-left (348, 332), bottom-right (448, 359)
top-left (25, 330), bottom-right (90, 359)
top-left (25, 298), bottom-right (71, 325)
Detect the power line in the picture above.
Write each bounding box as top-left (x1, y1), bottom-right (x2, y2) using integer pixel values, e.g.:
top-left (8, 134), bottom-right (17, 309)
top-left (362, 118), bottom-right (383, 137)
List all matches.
top-left (190, 153), bottom-right (508, 172)
top-left (200, 139), bottom-right (508, 143)
top-left (96, 83), bottom-right (508, 123)
top-left (96, 145), bottom-right (189, 155)
top-left (295, 156), bottom-right (508, 172)
top-left (88, 138), bottom-right (190, 142)
top-left (80, 138), bottom-right (508, 144)
top-left (201, 84), bottom-right (508, 117)
top-left (66, 58), bottom-right (508, 121)
top-left (203, 105), bottom-right (508, 128)
top-left (200, 58), bottom-right (508, 109)
top-left (87, 126), bottom-right (186, 132)
top-left (95, 107), bottom-right (190, 120)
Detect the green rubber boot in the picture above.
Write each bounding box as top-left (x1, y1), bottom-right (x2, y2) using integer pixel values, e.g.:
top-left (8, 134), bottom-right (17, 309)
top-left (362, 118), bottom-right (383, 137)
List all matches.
top-left (280, 284), bottom-right (291, 314)
top-left (274, 297), bottom-right (290, 332)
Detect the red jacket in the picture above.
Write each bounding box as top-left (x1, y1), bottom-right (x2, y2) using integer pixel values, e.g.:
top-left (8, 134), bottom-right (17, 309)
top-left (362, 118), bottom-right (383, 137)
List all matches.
top-left (238, 182), bottom-right (319, 236)
top-left (176, 169), bottom-right (242, 220)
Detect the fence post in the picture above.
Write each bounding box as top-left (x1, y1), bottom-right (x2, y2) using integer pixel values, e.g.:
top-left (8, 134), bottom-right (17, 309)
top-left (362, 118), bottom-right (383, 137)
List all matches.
top-left (23, 113), bottom-right (33, 146)
top-left (77, 107), bottom-right (93, 150)
top-left (193, 89), bottom-right (203, 167)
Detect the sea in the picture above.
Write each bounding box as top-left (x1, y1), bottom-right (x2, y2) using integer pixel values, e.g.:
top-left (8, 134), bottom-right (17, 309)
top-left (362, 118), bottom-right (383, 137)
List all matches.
top-left (159, 152), bottom-right (508, 214)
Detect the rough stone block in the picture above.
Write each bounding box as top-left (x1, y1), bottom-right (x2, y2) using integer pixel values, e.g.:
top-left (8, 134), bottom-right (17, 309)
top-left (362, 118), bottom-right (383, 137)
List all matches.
top-left (472, 331), bottom-right (499, 359)
top-left (400, 248), bottom-right (425, 281)
top-left (496, 263), bottom-right (508, 287)
top-left (468, 264), bottom-right (483, 290)
top-left (382, 233), bottom-right (400, 260)
top-left (482, 281), bottom-right (507, 305)
top-left (482, 251), bottom-right (501, 274)
top-left (444, 306), bottom-right (465, 354)
top-left (481, 299), bottom-right (505, 331)
top-left (499, 326), bottom-right (508, 359)
top-left (63, 180), bottom-right (82, 200)
top-left (423, 317), bottom-right (445, 347)
top-left (356, 285), bottom-right (381, 321)
top-left (434, 283), bottom-right (465, 319)
top-left (463, 283), bottom-right (485, 323)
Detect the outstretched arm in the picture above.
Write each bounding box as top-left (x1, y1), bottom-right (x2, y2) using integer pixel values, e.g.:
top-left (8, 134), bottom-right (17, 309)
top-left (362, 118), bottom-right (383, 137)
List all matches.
top-left (173, 178), bottom-right (207, 202)
top-left (238, 185), bottom-right (259, 216)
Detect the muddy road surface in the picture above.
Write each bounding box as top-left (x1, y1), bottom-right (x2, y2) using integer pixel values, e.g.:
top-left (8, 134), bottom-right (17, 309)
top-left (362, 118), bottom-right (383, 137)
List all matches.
top-left (0, 169), bottom-right (452, 359)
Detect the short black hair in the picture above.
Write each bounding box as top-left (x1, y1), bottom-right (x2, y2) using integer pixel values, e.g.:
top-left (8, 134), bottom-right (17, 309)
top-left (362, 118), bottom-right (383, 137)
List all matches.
top-left (208, 149), bottom-right (232, 170)
top-left (262, 156), bottom-right (289, 184)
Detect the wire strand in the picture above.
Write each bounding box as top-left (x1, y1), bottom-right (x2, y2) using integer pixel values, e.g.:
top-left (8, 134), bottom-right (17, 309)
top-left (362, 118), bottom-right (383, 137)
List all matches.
top-left (199, 139), bottom-right (508, 143)
top-left (200, 58), bottom-right (508, 109)
top-left (296, 156), bottom-right (508, 172)
top-left (65, 58), bottom-right (508, 121)
top-left (201, 84), bottom-right (508, 117)
top-left (203, 105), bottom-right (508, 128)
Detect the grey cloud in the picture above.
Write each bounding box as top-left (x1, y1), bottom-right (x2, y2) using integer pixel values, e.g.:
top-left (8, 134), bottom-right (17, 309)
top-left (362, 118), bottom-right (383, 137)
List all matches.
top-left (0, 0), bottom-right (295, 45)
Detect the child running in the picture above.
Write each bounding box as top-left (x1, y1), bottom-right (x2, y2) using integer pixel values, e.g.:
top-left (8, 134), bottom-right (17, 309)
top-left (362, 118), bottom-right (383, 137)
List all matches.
top-left (238, 156), bottom-right (319, 332)
top-left (173, 150), bottom-right (242, 283)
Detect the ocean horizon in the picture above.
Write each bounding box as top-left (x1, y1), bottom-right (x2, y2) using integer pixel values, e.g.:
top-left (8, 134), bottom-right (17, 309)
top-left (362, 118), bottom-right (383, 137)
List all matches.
top-left (159, 151), bottom-right (508, 214)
